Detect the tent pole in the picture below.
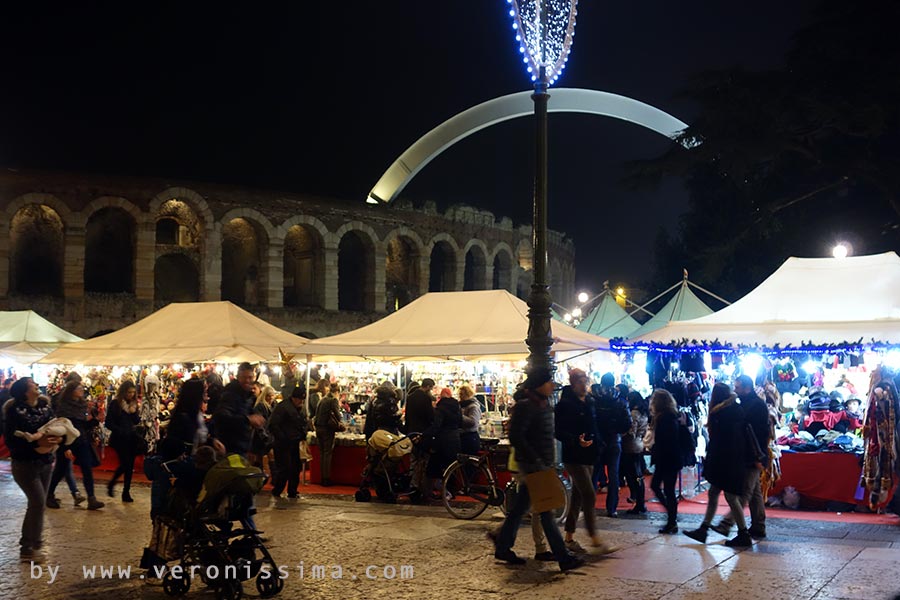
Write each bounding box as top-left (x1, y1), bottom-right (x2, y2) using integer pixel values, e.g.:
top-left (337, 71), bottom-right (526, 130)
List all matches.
top-left (305, 354), bottom-right (312, 417)
top-left (687, 280), bottom-right (733, 306)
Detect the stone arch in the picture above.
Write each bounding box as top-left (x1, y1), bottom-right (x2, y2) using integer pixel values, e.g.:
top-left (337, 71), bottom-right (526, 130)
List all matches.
top-left (221, 216), bottom-right (270, 306)
top-left (283, 222), bottom-right (325, 308)
top-left (491, 243), bottom-right (515, 292)
top-left (84, 206), bottom-right (136, 293)
top-left (516, 239), bottom-right (534, 272)
top-left (4, 193), bottom-right (73, 227)
top-left (149, 187), bottom-right (214, 231)
top-left (427, 234), bottom-right (460, 293)
top-left (367, 88), bottom-right (689, 204)
top-left (154, 253), bottom-right (200, 303)
top-left (337, 228), bottom-right (376, 311)
top-left (463, 240), bottom-right (489, 291)
top-left (383, 227), bottom-right (425, 311)
top-left (155, 198), bottom-right (204, 248)
top-left (220, 208), bottom-right (277, 242)
top-left (8, 204), bottom-right (65, 296)
top-left (276, 215), bottom-right (331, 246)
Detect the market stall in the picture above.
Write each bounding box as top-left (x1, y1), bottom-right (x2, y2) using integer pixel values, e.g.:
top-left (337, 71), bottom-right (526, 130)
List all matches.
top-left (619, 252), bottom-right (900, 512)
top-left (289, 289), bottom-right (613, 485)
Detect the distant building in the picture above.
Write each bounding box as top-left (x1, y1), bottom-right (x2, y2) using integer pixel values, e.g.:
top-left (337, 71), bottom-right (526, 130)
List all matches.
top-left (0, 170), bottom-right (576, 338)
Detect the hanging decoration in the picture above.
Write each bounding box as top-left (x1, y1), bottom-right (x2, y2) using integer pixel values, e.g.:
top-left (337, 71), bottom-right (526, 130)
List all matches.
top-left (860, 367), bottom-right (899, 510)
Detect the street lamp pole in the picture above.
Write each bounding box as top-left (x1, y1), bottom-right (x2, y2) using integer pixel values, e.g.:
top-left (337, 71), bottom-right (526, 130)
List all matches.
top-left (525, 66), bottom-right (553, 375)
top-left (507, 0), bottom-right (578, 379)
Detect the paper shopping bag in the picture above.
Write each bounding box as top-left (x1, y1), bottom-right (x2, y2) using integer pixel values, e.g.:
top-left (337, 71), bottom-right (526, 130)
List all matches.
top-left (525, 469), bottom-right (565, 513)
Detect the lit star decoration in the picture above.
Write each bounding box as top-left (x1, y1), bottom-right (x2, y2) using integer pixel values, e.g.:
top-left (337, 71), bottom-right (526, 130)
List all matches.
top-left (507, 0), bottom-right (578, 85)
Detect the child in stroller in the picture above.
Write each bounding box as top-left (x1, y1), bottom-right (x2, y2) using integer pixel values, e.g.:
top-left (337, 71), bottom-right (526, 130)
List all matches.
top-left (143, 448), bottom-right (284, 600)
top-left (355, 429), bottom-right (415, 503)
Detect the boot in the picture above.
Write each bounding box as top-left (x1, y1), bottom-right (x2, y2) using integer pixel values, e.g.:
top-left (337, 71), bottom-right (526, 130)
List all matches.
top-left (72, 492), bottom-right (86, 506)
top-left (106, 481), bottom-right (115, 498)
top-left (658, 522), bottom-right (678, 534)
top-left (87, 496), bottom-right (105, 510)
top-left (683, 524), bottom-right (709, 543)
top-left (122, 491), bottom-right (134, 503)
top-left (725, 528), bottom-right (753, 548)
top-left (46, 496), bottom-right (61, 509)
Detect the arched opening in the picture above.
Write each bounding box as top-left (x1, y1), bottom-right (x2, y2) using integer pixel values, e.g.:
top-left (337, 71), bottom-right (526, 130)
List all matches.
top-left (9, 204), bottom-right (64, 296)
top-left (155, 217), bottom-right (179, 245)
top-left (85, 207), bottom-right (135, 294)
top-left (385, 236), bottom-right (420, 311)
top-left (283, 224), bottom-right (323, 308)
top-left (154, 253), bottom-right (200, 303)
top-left (221, 217), bottom-right (267, 307)
top-left (493, 251), bottom-right (513, 291)
top-left (464, 245), bottom-right (488, 291)
top-left (429, 241), bottom-right (457, 292)
top-left (338, 230), bottom-right (374, 311)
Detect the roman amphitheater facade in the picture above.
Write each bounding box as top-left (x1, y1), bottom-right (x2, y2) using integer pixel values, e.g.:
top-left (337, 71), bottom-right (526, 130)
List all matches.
top-left (0, 170), bottom-right (576, 338)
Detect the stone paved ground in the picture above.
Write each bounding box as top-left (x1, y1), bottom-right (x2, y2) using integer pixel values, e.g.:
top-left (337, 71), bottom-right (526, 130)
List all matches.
top-left (3, 475), bottom-right (900, 600)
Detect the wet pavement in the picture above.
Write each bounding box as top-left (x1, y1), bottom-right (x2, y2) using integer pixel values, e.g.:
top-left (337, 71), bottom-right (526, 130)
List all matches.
top-left (2, 476), bottom-right (900, 600)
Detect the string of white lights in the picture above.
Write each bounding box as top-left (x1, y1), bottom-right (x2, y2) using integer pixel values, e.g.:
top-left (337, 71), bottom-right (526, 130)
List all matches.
top-left (507, 0), bottom-right (578, 85)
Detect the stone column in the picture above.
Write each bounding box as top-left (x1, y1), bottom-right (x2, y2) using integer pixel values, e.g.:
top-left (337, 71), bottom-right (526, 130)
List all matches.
top-left (372, 248), bottom-right (387, 313)
top-left (0, 227), bottom-right (9, 299)
top-left (322, 243), bottom-right (339, 311)
top-left (134, 221), bottom-right (155, 302)
top-left (454, 253), bottom-right (466, 291)
top-left (203, 227), bottom-right (222, 301)
top-left (485, 264), bottom-right (495, 291)
top-left (266, 240), bottom-right (284, 309)
top-left (64, 225), bottom-right (86, 299)
top-left (418, 255), bottom-right (431, 296)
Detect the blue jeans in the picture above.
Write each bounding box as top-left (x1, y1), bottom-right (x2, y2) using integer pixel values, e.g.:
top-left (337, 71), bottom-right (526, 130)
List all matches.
top-left (593, 440), bottom-right (621, 514)
top-left (48, 446), bottom-right (79, 497)
top-left (496, 476), bottom-right (569, 563)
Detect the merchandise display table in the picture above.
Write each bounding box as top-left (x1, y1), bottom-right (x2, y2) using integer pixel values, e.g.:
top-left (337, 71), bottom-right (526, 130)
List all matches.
top-left (770, 451), bottom-right (873, 505)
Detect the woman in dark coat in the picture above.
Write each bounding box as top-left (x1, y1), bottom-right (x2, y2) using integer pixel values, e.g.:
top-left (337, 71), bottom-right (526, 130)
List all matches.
top-left (423, 387), bottom-right (461, 500)
top-left (51, 381), bottom-right (105, 510)
top-left (106, 380), bottom-right (142, 502)
top-left (649, 389), bottom-right (682, 534)
top-left (684, 382), bottom-right (751, 545)
top-left (268, 384), bottom-right (310, 499)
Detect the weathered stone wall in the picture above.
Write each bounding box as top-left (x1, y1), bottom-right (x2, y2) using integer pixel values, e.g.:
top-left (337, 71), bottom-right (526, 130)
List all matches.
top-left (0, 169), bottom-right (577, 338)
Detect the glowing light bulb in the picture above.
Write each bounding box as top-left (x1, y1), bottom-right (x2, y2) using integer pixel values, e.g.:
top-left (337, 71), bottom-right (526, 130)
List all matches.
top-left (833, 244), bottom-right (848, 259)
top-left (577, 292), bottom-right (589, 304)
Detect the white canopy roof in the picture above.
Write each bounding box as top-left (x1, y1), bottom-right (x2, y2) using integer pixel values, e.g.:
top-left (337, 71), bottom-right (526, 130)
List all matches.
top-left (0, 311), bottom-right (83, 364)
top-left (576, 293), bottom-right (641, 339)
top-left (629, 252), bottom-right (900, 347)
top-left (629, 282), bottom-right (714, 339)
top-left (292, 290), bottom-right (611, 361)
top-left (39, 301), bottom-right (309, 366)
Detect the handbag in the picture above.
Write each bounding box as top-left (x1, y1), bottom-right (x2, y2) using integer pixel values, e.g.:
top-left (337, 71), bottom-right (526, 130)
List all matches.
top-left (524, 469), bottom-right (566, 513)
top-left (327, 411), bottom-right (346, 432)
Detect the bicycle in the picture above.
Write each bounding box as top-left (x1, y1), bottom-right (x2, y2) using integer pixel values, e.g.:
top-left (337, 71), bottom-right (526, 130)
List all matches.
top-left (441, 438), bottom-right (571, 521)
top-left (441, 438), bottom-right (507, 519)
top-left (502, 467), bottom-right (572, 526)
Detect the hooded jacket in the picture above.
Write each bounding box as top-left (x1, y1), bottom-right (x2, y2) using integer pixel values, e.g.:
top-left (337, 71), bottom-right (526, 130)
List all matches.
top-left (508, 388), bottom-right (555, 474)
top-left (554, 385), bottom-right (600, 465)
top-left (703, 394), bottom-right (748, 495)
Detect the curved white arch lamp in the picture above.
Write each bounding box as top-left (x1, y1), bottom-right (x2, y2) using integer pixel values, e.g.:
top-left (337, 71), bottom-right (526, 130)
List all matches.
top-left (367, 88), bottom-right (690, 204)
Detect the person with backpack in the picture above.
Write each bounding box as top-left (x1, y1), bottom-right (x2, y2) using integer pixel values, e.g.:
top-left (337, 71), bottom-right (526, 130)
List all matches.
top-left (648, 388), bottom-right (683, 534)
top-left (592, 374), bottom-right (631, 517)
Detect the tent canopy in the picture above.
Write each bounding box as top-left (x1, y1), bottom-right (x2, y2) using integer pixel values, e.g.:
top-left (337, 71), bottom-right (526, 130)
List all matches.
top-left (629, 281), bottom-right (714, 339)
top-left (0, 310), bottom-right (83, 364)
top-left (576, 293), bottom-right (641, 339)
top-left (39, 301), bottom-right (308, 366)
top-left (292, 290), bottom-right (611, 361)
top-left (629, 252), bottom-right (900, 348)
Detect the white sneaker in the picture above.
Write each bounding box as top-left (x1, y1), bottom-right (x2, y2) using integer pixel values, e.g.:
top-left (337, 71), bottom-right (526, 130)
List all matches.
top-left (565, 539), bottom-right (587, 554)
top-left (589, 541), bottom-right (618, 555)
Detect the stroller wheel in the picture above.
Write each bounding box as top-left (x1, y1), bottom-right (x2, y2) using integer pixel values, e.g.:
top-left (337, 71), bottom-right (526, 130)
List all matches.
top-left (216, 579), bottom-right (243, 600)
top-left (162, 569), bottom-right (191, 596)
top-left (355, 489), bottom-right (372, 502)
top-left (256, 571), bottom-right (284, 598)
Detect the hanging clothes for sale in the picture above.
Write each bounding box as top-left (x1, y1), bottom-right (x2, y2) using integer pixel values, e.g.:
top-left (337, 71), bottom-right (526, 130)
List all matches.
top-left (861, 368), bottom-right (899, 511)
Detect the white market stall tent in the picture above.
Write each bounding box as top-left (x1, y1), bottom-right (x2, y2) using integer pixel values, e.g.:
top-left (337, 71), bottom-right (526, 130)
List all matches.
top-left (628, 252), bottom-right (900, 348)
top-left (0, 310), bottom-right (83, 364)
top-left (291, 290), bottom-right (612, 361)
top-left (39, 301), bottom-right (309, 366)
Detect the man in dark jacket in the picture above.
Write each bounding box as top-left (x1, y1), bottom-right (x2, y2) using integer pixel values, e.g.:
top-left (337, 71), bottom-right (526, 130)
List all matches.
top-left (714, 375), bottom-right (771, 541)
top-left (592, 373), bottom-right (630, 516)
top-left (555, 369), bottom-right (615, 553)
top-left (268, 384), bottom-right (309, 499)
top-left (211, 362), bottom-right (265, 456)
top-left (404, 378), bottom-right (435, 501)
top-left (490, 367), bottom-right (585, 572)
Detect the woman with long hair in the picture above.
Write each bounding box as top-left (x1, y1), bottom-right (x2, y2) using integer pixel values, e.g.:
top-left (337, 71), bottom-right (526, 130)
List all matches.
top-left (51, 381), bottom-right (104, 510)
top-left (622, 391), bottom-right (649, 515)
top-left (106, 380), bottom-right (141, 502)
top-left (648, 389), bottom-right (682, 533)
top-left (458, 385), bottom-right (482, 456)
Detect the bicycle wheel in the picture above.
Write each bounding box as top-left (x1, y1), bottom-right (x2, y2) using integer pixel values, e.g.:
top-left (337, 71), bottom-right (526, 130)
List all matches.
top-left (442, 461), bottom-right (490, 520)
top-left (554, 471), bottom-right (572, 525)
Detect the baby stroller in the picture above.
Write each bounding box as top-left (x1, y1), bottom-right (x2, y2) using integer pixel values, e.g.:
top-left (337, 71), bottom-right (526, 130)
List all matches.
top-left (355, 429), bottom-right (414, 503)
top-left (152, 454), bottom-right (283, 600)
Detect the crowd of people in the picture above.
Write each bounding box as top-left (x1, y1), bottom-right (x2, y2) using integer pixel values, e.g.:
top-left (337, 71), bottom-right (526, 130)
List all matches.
top-left (4, 360), bottom-right (775, 569)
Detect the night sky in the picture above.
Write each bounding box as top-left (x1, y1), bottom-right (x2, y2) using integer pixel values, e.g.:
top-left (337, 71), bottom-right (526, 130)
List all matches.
top-left (0, 1), bottom-right (818, 297)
